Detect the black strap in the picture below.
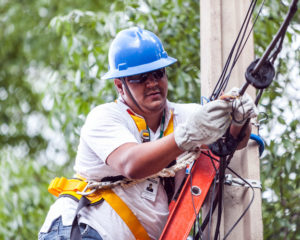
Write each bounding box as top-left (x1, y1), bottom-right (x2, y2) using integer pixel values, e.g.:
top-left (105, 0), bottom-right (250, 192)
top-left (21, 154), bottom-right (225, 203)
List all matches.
top-left (70, 196), bottom-right (104, 240)
top-left (101, 175), bottom-right (126, 182)
top-left (161, 160), bottom-right (177, 204)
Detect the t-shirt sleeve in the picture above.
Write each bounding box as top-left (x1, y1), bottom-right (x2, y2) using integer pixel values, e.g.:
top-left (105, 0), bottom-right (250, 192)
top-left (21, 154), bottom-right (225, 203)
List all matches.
top-left (81, 105), bottom-right (139, 163)
top-left (169, 101), bottom-right (199, 126)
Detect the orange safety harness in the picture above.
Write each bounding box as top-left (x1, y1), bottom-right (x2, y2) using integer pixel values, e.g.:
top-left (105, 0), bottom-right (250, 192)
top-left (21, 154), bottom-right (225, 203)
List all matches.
top-left (48, 108), bottom-right (175, 240)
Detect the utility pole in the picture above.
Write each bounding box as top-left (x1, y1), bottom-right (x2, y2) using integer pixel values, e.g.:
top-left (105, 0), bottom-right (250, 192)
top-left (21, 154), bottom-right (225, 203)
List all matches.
top-left (200, 0), bottom-right (263, 239)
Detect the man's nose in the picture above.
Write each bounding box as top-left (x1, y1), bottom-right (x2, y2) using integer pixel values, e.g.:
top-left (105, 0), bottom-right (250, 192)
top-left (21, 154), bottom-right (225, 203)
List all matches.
top-left (145, 73), bottom-right (158, 86)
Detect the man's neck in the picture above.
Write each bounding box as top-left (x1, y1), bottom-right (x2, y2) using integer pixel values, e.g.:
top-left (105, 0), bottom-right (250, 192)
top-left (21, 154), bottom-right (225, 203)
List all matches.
top-left (144, 110), bottom-right (164, 132)
top-left (120, 97), bottom-right (165, 132)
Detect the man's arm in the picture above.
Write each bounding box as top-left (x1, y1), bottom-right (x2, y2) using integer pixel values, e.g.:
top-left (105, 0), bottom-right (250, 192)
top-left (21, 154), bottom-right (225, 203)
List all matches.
top-left (107, 96), bottom-right (256, 180)
top-left (225, 88), bottom-right (257, 150)
top-left (107, 122), bottom-right (252, 180)
top-left (107, 100), bottom-right (233, 180)
top-left (230, 123), bottom-right (252, 150)
top-left (106, 133), bottom-right (182, 179)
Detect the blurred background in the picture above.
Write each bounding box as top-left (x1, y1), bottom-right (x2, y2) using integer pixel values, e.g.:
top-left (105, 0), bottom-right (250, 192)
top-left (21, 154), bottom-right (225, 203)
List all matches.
top-left (0, 0), bottom-right (299, 239)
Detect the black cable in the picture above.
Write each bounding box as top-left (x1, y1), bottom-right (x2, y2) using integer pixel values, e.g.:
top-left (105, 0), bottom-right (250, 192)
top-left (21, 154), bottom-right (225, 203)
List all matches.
top-left (207, 175), bottom-right (217, 240)
top-left (223, 167), bottom-right (255, 240)
top-left (194, 0), bottom-right (296, 238)
top-left (215, 0), bottom-right (255, 96)
top-left (210, 0), bottom-right (266, 100)
top-left (199, 97), bottom-right (250, 240)
top-left (219, 0), bottom-right (264, 93)
top-left (204, 151), bottom-right (220, 240)
top-left (195, 154), bottom-right (219, 240)
top-left (231, 98), bottom-right (247, 125)
top-left (251, 0), bottom-right (298, 75)
top-left (205, 150), bottom-right (219, 171)
top-left (201, 151), bottom-right (219, 163)
top-left (194, 99), bottom-right (252, 239)
top-left (233, 0), bottom-right (266, 65)
top-left (219, 0), bottom-right (258, 93)
top-left (213, 157), bottom-right (227, 240)
top-left (190, 171), bottom-right (203, 240)
top-left (210, 0), bottom-right (258, 101)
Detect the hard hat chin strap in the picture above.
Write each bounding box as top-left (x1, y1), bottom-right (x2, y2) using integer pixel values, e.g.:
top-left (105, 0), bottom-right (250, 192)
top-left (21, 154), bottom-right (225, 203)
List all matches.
top-left (121, 78), bottom-right (144, 113)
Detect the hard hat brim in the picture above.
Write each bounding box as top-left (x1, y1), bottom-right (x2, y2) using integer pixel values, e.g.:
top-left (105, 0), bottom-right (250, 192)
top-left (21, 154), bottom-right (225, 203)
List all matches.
top-left (102, 56), bottom-right (177, 80)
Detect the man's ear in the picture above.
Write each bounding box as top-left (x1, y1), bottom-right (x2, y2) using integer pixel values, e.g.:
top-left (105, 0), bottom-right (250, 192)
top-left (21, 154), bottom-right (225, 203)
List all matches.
top-left (114, 78), bottom-right (124, 95)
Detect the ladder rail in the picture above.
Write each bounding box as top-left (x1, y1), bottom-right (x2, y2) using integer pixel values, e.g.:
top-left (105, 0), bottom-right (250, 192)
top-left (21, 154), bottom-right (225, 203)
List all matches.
top-left (159, 151), bottom-right (219, 240)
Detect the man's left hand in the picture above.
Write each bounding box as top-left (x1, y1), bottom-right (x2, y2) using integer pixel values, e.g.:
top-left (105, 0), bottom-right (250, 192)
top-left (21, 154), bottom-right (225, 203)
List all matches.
top-left (223, 87), bottom-right (258, 126)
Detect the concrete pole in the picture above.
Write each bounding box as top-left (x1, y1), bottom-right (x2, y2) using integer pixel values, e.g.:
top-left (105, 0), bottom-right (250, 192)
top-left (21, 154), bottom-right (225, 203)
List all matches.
top-left (200, 0), bottom-right (263, 239)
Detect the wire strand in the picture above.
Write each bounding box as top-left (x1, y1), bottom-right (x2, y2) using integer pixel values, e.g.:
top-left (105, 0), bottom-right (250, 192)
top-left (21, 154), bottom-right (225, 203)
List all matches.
top-left (210, 0), bottom-right (259, 100)
top-left (190, 171), bottom-right (203, 240)
top-left (223, 167), bottom-right (255, 239)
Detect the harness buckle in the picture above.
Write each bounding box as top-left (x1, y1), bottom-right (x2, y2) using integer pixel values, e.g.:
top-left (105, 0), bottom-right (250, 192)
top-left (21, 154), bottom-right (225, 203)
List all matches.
top-left (140, 129), bottom-right (150, 142)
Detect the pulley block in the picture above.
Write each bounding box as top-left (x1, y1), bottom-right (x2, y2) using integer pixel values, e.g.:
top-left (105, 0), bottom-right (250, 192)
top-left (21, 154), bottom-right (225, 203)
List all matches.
top-left (245, 58), bottom-right (275, 89)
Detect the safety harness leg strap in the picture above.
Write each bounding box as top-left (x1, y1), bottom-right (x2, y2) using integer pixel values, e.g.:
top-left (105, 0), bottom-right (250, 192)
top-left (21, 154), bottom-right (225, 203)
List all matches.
top-left (49, 178), bottom-right (151, 240)
top-left (48, 108), bottom-right (176, 240)
top-left (101, 189), bottom-right (150, 240)
top-left (70, 196), bottom-right (92, 240)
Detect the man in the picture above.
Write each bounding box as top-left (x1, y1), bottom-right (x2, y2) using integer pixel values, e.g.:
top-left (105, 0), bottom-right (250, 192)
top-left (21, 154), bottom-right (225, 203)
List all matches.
top-left (39, 27), bottom-right (257, 240)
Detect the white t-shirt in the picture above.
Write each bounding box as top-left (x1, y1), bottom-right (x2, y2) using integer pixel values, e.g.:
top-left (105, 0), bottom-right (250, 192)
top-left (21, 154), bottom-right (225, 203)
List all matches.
top-left (40, 98), bottom-right (198, 240)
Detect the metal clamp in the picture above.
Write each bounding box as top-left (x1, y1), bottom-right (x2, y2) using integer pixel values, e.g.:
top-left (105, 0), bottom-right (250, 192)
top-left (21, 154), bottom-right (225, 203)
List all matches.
top-left (224, 174), bottom-right (262, 189)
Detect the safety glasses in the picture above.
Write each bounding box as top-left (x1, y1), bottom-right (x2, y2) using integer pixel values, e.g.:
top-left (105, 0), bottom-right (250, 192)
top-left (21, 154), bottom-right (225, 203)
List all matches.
top-left (127, 68), bottom-right (165, 84)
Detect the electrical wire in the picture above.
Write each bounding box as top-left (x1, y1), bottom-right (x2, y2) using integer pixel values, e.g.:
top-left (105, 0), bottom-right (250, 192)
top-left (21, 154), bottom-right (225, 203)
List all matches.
top-left (207, 175), bottom-right (218, 240)
top-left (210, 0), bottom-right (257, 100)
top-left (202, 151), bottom-right (219, 240)
top-left (209, 0), bottom-right (266, 101)
top-left (206, 3), bottom-right (263, 228)
top-left (231, 98), bottom-right (247, 125)
top-left (223, 167), bottom-right (255, 240)
top-left (189, 0), bottom-right (297, 238)
top-left (195, 105), bottom-right (253, 240)
top-left (190, 171), bottom-right (203, 240)
top-left (188, 0), bottom-right (277, 236)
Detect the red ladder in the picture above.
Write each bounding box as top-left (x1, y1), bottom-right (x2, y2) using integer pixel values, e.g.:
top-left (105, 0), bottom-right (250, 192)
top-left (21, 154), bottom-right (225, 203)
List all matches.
top-left (159, 151), bottom-right (219, 240)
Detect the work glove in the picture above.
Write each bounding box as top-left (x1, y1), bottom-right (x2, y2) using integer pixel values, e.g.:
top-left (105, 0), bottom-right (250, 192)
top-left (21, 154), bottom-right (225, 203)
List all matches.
top-left (223, 87), bottom-right (258, 126)
top-left (174, 100), bottom-right (232, 151)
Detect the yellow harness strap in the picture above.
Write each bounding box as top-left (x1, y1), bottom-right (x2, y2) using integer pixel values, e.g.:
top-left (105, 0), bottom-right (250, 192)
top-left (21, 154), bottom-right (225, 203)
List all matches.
top-left (128, 109), bottom-right (174, 136)
top-left (48, 177), bottom-right (151, 240)
top-left (163, 112), bottom-right (174, 136)
top-left (47, 108), bottom-right (174, 240)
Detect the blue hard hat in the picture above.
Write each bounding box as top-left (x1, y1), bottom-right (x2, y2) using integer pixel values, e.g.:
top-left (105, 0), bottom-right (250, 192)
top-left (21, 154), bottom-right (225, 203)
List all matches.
top-left (102, 27), bottom-right (177, 79)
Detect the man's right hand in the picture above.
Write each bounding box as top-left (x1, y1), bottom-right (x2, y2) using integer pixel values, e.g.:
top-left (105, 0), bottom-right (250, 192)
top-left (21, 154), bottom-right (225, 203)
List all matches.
top-left (174, 100), bottom-right (232, 151)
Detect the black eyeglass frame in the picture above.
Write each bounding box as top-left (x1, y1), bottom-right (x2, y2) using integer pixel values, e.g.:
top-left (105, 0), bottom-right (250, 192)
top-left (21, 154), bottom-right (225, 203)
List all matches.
top-left (126, 68), bottom-right (166, 84)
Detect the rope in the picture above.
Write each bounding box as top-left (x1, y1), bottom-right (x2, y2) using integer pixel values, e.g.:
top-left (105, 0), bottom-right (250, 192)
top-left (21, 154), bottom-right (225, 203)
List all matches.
top-left (79, 150), bottom-right (200, 193)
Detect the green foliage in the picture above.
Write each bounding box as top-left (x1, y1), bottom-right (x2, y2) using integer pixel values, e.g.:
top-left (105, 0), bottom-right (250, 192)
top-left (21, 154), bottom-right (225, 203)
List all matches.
top-left (46, 0), bottom-right (200, 158)
top-left (0, 149), bottom-right (60, 240)
top-left (0, 0), bottom-right (299, 239)
top-left (254, 1), bottom-right (300, 239)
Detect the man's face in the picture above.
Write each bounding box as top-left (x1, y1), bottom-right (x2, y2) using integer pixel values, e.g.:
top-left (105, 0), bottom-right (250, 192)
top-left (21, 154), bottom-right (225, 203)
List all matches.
top-left (115, 68), bottom-right (168, 115)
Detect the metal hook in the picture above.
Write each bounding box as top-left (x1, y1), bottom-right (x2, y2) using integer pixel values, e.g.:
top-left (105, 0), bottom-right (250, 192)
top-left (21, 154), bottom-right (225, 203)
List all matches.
top-left (252, 112), bottom-right (269, 136)
top-left (76, 182), bottom-right (97, 196)
top-left (258, 112), bottom-right (269, 124)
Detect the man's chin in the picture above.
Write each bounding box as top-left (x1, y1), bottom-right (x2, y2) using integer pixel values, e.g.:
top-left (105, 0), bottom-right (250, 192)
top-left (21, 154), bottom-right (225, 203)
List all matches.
top-left (143, 101), bottom-right (166, 113)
